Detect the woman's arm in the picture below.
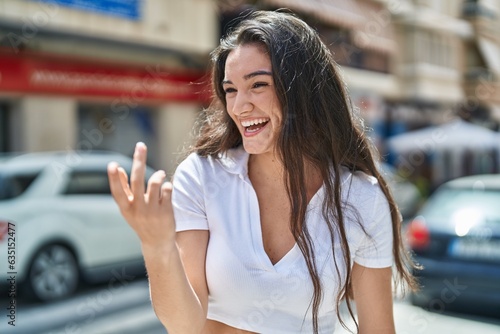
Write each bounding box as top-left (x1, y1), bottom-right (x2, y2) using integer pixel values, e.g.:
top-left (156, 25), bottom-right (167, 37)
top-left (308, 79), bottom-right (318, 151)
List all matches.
top-left (108, 143), bottom-right (208, 334)
top-left (143, 230), bottom-right (209, 334)
top-left (351, 263), bottom-right (395, 334)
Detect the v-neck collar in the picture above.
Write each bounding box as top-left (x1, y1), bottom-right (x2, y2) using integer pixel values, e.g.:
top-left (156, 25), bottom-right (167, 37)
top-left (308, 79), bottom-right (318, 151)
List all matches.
top-left (216, 146), bottom-right (353, 272)
top-left (245, 174), bottom-right (326, 273)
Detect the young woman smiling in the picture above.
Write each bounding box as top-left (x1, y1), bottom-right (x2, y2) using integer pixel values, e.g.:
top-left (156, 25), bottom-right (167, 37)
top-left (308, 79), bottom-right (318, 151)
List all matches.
top-left (108, 10), bottom-right (418, 334)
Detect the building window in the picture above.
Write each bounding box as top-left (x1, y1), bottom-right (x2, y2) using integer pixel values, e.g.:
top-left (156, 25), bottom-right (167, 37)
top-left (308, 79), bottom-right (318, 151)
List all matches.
top-left (78, 103), bottom-right (159, 168)
top-left (412, 30), bottom-right (455, 69)
top-left (318, 25), bottom-right (390, 73)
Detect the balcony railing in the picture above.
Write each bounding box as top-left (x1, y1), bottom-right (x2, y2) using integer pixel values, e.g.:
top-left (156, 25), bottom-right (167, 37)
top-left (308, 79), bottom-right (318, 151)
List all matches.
top-left (465, 67), bottom-right (497, 82)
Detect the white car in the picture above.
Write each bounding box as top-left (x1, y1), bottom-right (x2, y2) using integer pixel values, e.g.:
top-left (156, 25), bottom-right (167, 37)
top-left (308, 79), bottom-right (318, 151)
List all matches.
top-left (0, 151), bottom-right (152, 302)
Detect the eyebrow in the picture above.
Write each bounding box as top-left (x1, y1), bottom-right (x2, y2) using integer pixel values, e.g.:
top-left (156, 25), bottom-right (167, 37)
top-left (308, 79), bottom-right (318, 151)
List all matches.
top-left (222, 70), bottom-right (273, 85)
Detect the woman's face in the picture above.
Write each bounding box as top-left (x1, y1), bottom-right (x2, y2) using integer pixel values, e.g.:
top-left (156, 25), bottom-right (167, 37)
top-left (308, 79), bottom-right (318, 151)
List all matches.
top-left (222, 44), bottom-right (282, 155)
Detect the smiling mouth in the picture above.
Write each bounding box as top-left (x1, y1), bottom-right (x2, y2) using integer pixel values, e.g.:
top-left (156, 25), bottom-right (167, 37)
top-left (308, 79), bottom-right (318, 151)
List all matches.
top-left (241, 118), bottom-right (270, 133)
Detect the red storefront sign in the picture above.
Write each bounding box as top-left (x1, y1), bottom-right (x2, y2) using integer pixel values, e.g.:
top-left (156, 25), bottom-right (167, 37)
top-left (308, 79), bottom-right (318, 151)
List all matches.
top-left (0, 49), bottom-right (210, 103)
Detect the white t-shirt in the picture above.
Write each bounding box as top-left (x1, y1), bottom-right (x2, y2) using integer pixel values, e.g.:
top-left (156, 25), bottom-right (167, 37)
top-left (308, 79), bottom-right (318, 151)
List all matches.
top-left (172, 146), bottom-right (393, 333)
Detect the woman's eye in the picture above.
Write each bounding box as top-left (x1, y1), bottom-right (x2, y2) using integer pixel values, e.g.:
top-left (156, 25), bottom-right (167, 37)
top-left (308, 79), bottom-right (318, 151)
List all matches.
top-left (253, 82), bottom-right (268, 89)
top-left (224, 87), bottom-right (236, 94)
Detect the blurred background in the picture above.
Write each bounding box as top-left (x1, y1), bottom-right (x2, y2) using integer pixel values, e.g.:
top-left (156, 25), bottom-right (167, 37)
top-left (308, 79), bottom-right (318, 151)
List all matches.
top-left (0, 0), bottom-right (499, 183)
top-left (0, 0), bottom-right (500, 333)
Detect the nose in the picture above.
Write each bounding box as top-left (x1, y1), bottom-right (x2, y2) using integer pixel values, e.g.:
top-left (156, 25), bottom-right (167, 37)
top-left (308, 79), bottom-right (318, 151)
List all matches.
top-left (230, 91), bottom-right (253, 116)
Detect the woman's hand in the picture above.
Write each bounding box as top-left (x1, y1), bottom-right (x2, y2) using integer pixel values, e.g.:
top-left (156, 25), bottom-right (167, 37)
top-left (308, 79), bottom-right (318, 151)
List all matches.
top-left (108, 143), bottom-right (208, 332)
top-left (107, 142), bottom-right (175, 248)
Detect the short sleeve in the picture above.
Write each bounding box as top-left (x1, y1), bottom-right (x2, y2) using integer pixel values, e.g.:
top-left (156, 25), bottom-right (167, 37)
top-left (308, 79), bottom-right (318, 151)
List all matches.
top-left (172, 153), bottom-right (209, 232)
top-left (353, 187), bottom-right (394, 268)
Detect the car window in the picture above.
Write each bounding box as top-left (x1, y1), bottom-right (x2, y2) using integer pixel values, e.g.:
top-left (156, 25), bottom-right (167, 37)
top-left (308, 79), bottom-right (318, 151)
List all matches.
top-left (64, 171), bottom-right (111, 195)
top-left (421, 188), bottom-right (500, 224)
top-left (0, 173), bottom-right (40, 200)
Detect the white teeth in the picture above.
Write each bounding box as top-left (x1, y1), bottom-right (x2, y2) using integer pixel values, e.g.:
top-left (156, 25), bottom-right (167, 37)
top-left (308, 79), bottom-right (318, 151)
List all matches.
top-left (241, 118), bottom-right (269, 127)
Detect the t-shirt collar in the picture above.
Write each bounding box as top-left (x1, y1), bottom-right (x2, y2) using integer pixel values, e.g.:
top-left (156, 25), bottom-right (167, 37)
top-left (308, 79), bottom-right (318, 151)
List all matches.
top-left (215, 147), bottom-right (359, 187)
top-left (216, 146), bottom-right (250, 176)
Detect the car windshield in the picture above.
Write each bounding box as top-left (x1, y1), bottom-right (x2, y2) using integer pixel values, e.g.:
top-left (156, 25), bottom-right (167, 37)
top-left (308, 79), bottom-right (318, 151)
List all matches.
top-left (420, 188), bottom-right (500, 225)
top-left (0, 172), bottom-right (39, 201)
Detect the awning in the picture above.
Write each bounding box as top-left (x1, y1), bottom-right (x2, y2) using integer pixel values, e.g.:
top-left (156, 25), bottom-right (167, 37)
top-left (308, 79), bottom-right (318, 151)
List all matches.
top-left (0, 49), bottom-right (210, 103)
top-left (263, 0), bottom-right (396, 54)
top-left (387, 119), bottom-right (499, 153)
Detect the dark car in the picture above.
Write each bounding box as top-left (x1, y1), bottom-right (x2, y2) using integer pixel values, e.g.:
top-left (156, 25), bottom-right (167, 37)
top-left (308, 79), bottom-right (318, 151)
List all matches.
top-left (406, 174), bottom-right (500, 316)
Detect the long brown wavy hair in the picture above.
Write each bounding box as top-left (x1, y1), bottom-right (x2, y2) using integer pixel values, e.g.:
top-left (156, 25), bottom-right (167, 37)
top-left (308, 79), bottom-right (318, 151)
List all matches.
top-left (191, 10), bottom-right (418, 333)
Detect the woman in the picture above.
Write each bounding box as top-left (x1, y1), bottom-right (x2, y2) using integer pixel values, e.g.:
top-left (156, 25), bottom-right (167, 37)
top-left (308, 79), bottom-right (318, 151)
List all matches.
top-left (108, 11), bottom-right (417, 334)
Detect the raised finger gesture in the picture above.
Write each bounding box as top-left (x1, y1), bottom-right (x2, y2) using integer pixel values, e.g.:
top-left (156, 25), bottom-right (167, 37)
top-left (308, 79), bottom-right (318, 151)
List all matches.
top-left (107, 142), bottom-right (175, 248)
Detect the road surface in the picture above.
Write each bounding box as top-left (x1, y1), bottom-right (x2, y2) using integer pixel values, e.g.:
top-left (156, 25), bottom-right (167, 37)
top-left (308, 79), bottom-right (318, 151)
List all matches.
top-left (1, 278), bottom-right (498, 333)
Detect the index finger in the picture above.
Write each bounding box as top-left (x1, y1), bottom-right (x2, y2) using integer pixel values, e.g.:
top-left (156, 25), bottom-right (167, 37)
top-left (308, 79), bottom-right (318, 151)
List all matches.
top-left (130, 142), bottom-right (147, 198)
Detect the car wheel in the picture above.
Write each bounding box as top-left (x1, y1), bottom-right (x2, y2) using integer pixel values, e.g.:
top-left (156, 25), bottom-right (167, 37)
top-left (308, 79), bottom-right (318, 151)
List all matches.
top-left (26, 244), bottom-right (79, 302)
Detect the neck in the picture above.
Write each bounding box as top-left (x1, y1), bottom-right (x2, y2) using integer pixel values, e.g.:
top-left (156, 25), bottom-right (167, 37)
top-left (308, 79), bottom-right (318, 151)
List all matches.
top-left (248, 151), bottom-right (323, 197)
top-left (248, 151), bottom-right (284, 183)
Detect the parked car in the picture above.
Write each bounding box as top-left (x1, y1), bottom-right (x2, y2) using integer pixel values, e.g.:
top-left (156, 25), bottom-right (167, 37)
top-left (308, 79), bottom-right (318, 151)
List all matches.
top-left (406, 174), bottom-right (500, 315)
top-left (0, 151), bottom-right (153, 302)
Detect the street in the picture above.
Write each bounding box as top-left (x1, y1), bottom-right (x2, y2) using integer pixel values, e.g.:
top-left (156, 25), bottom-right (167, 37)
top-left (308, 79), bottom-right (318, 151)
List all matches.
top-left (1, 278), bottom-right (499, 334)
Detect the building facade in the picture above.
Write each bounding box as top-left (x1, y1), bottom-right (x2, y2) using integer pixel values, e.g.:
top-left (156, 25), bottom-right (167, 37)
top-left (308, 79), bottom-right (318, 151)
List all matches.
top-left (0, 0), bottom-right (218, 173)
top-left (4, 0), bottom-right (497, 179)
top-left (462, 0), bottom-right (500, 126)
